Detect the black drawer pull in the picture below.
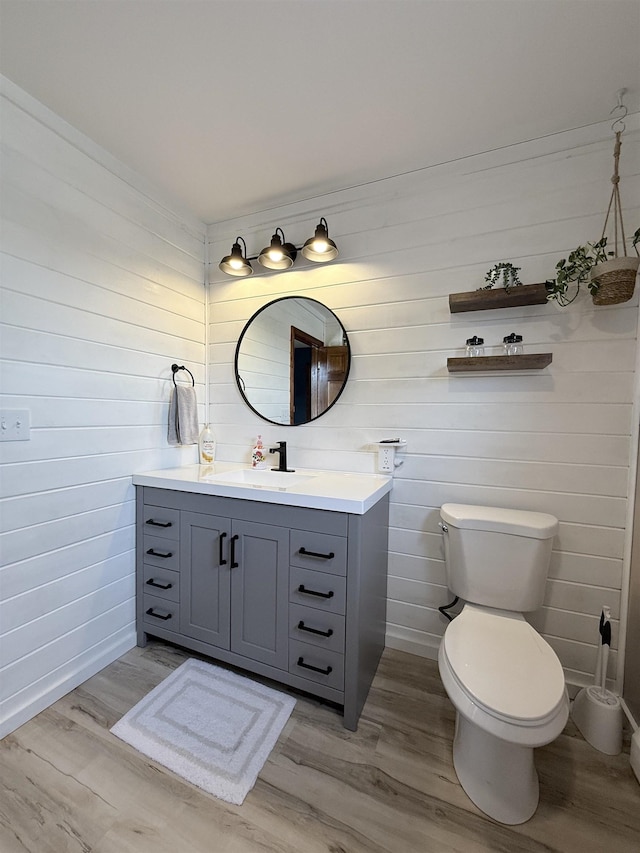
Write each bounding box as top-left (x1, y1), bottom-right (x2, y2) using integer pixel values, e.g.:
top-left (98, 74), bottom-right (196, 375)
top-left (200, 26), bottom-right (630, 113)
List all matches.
top-left (146, 607), bottom-right (172, 621)
top-left (298, 584), bottom-right (334, 599)
top-left (219, 531), bottom-right (228, 566)
top-left (145, 518), bottom-right (172, 528)
top-left (230, 534), bottom-right (239, 569)
top-left (146, 548), bottom-right (173, 559)
top-left (298, 620), bottom-right (333, 638)
top-left (146, 578), bottom-right (173, 590)
top-left (299, 547), bottom-right (335, 560)
top-left (297, 657), bottom-right (333, 675)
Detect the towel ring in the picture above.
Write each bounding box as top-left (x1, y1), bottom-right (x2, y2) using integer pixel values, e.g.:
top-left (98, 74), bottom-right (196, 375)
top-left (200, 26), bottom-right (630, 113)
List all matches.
top-left (171, 364), bottom-right (195, 387)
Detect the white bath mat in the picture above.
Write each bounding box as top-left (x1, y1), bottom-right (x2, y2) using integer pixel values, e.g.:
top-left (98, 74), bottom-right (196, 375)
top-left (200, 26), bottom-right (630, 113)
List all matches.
top-left (110, 658), bottom-right (295, 804)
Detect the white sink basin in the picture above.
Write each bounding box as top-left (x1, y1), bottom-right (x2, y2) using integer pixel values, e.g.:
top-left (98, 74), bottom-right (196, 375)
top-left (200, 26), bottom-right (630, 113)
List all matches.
top-left (134, 465), bottom-right (393, 514)
top-left (204, 468), bottom-right (317, 489)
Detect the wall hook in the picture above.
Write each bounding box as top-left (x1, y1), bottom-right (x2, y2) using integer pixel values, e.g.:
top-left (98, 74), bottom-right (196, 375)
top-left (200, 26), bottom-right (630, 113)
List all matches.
top-left (610, 87), bottom-right (628, 134)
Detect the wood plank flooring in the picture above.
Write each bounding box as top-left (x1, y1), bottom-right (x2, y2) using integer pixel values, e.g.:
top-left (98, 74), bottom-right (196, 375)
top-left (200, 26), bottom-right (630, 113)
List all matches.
top-left (1, 642), bottom-right (639, 852)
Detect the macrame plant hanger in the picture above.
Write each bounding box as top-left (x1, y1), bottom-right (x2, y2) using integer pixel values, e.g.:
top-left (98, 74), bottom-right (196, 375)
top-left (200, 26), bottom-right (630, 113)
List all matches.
top-left (592, 89), bottom-right (640, 306)
top-left (601, 91), bottom-right (629, 259)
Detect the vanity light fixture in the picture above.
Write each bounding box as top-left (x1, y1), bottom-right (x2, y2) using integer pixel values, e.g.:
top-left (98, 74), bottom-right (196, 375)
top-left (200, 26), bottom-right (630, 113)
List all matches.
top-left (218, 236), bottom-right (253, 277)
top-left (218, 218), bottom-right (338, 277)
top-left (301, 217), bottom-right (339, 262)
top-left (258, 228), bottom-right (297, 271)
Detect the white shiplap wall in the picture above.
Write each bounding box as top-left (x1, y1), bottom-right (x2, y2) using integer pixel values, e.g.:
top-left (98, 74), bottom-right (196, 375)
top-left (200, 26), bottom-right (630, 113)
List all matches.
top-left (0, 79), bottom-right (206, 737)
top-left (207, 118), bottom-right (640, 692)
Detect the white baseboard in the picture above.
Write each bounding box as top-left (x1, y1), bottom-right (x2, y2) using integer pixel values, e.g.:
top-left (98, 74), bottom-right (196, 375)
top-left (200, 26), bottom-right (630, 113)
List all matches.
top-left (385, 626), bottom-right (440, 661)
top-left (0, 629), bottom-right (136, 740)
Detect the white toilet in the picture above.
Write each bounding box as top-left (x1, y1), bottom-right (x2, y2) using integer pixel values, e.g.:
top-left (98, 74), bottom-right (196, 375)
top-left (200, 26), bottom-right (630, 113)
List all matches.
top-left (437, 503), bottom-right (569, 825)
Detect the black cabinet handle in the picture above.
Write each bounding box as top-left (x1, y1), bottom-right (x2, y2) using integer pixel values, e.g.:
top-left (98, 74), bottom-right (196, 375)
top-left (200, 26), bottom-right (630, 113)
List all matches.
top-left (230, 534), bottom-right (239, 569)
top-left (146, 578), bottom-right (172, 590)
top-left (299, 547), bottom-right (335, 560)
top-left (146, 607), bottom-right (172, 621)
top-left (297, 620), bottom-right (333, 638)
top-left (146, 548), bottom-right (173, 559)
top-left (145, 518), bottom-right (172, 528)
top-left (297, 657), bottom-right (333, 675)
top-left (297, 584), bottom-right (334, 599)
top-left (219, 531), bottom-right (228, 566)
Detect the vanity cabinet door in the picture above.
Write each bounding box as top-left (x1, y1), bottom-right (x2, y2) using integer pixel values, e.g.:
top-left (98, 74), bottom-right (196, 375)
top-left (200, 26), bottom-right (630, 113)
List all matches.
top-left (180, 512), bottom-right (231, 648)
top-left (230, 519), bottom-right (289, 670)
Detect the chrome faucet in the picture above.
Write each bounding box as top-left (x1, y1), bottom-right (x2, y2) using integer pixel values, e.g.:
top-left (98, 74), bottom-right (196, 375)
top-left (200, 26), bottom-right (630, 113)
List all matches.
top-left (269, 441), bottom-right (294, 472)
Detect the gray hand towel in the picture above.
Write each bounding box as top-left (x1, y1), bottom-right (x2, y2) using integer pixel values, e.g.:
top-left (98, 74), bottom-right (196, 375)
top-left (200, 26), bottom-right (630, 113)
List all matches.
top-left (168, 385), bottom-right (199, 445)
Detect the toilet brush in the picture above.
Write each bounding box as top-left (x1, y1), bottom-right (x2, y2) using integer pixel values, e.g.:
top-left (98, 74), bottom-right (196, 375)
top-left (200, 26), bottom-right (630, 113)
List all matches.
top-left (597, 607), bottom-right (611, 698)
top-left (571, 605), bottom-right (622, 754)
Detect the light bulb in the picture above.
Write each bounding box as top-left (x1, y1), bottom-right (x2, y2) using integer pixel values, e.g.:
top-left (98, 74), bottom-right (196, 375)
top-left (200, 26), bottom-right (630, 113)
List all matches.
top-left (269, 248), bottom-right (284, 262)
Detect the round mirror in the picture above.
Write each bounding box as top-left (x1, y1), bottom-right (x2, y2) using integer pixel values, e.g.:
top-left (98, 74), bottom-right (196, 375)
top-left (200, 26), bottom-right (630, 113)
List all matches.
top-left (234, 297), bottom-right (351, 426)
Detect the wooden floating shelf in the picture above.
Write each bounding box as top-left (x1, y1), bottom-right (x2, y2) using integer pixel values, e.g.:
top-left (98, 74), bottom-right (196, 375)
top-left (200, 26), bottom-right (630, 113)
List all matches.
top-left (447, 353), bottom-right (553, 373)
top-left (449, 283), bottom-right (549, 313)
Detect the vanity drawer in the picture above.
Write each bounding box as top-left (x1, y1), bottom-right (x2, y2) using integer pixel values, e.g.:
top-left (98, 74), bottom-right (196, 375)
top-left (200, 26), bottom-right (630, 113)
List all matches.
top-left (290, 530), bottom-right (347, 576)
top-left (142, 566), bottom-right (179, 602)
top-left (143, 505), bottom-right (180, 539)
top-left (290, 567), bottom-right (346, 615)
top-left (289, 639), bottom-right (344, 692)
top-left (143, 534), bottom-right (179, 571)
top-left (143, 593), bottom-right (179, 630)
top-left (289, 603), bottom-right (345, 654)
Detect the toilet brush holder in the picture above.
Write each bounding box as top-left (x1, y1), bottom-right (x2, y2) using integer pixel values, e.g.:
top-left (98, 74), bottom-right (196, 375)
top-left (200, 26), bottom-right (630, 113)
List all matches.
top-left (631, 729), bottom-right (640, 783)
top-left (572, 686), bottom-right (623, 755)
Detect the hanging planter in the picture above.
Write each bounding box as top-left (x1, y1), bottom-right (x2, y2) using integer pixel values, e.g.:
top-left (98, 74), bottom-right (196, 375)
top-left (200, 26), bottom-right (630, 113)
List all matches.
top-left (547, 91), bottom-right (639, 307)
top-left (591, 255), bottom-right (640, 305)
top-left (589, 114), bottom-right (639, 305)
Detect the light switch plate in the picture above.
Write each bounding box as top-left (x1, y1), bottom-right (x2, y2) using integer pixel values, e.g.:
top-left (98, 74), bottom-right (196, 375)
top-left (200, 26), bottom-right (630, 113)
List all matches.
top-left (0, 409), bottom-right (31, 441)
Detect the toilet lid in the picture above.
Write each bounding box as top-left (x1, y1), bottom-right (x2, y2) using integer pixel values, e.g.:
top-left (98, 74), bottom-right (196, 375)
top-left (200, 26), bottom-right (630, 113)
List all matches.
top-left (443, 607), bottom-right (566, 723)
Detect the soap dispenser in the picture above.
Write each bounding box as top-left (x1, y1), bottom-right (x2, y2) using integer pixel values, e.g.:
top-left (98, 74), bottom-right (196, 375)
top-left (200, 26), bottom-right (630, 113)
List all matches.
top-left (252, 435), bottom-right (268, 469)
top-left (198, 424), bottom-right (216, 464)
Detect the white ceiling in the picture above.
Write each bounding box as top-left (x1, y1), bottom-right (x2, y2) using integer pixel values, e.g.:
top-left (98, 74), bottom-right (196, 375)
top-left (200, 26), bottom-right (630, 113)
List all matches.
top-left (1, 0), bottom-right (639, 225)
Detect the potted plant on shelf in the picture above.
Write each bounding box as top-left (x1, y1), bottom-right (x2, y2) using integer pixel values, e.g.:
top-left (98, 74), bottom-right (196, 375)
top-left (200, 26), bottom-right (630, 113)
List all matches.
top-left (481, 262), bottom-right (522, 292)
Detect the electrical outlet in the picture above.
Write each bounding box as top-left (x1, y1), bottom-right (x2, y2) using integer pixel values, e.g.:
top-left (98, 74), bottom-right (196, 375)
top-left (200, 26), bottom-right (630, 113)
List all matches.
top-left (0, 409), bottom-right (31, 441)
top-left (378, 446), bottom-right (394, 473)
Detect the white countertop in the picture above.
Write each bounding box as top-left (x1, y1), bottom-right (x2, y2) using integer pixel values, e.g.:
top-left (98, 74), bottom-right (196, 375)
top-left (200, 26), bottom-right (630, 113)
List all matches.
top-left (132, 463), bottom-right (393, 514)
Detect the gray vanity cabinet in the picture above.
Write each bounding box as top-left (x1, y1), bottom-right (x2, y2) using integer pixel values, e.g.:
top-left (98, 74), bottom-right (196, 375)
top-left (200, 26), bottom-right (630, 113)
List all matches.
top-left (136, 485), bottom-right (389, 730)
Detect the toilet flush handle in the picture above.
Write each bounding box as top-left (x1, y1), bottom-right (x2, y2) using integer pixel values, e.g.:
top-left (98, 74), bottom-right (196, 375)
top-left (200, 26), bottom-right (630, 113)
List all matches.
top-left (438, 521), bottom-right (448, 533)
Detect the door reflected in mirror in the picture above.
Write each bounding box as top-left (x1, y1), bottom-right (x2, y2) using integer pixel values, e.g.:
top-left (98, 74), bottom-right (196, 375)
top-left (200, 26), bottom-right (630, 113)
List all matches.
top-left (235, 297), bottom-right (350, 425)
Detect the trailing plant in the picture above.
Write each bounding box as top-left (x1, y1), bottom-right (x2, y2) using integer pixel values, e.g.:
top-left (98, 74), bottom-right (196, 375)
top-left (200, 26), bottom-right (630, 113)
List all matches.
top-left (481, 262), bottom-right (522, 292)
top-left (546, 238), bottom-right (609, 306)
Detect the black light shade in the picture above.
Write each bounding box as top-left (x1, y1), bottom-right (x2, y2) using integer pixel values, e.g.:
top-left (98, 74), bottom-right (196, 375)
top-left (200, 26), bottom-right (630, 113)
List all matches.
top-left (301, 217), bottom-right (339, 262)
top-left (258, 228), bottom-right (297, 270)
top-left (219, 237), bottom-right (253, 277)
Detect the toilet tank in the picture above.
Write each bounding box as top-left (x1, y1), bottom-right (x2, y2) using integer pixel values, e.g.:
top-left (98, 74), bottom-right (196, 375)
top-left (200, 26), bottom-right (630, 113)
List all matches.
top-left (440, 503), bottom-right (558, 612)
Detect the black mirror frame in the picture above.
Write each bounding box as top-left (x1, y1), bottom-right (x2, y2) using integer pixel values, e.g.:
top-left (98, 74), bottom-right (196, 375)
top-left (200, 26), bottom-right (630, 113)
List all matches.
top-left (234, 296), bottom-right (351, 426)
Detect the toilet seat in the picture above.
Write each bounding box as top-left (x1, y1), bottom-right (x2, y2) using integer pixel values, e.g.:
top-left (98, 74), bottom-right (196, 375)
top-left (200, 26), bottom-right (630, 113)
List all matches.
top-left (442, 605), bottom-right (566, 725)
